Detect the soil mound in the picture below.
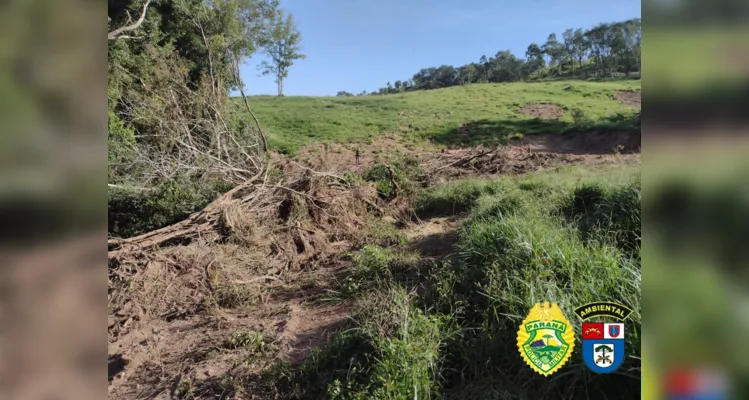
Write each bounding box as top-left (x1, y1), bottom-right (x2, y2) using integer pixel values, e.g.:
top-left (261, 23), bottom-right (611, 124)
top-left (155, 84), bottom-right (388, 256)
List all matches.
top-left (614, 90), bottom-right (641, 109)
top-left (519, 103), bottom-right (566, 119)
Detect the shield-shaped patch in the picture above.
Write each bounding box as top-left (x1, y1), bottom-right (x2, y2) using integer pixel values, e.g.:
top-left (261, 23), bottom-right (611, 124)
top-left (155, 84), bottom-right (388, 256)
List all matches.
top-left (582, 322), bottom-right (625, 374)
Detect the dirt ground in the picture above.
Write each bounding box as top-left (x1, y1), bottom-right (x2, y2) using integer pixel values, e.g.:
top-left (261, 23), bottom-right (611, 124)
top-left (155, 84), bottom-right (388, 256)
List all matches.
top-left (613, 90), bottom-right (641, 109)
top-left (108, 245), bottom-right (353, 399)
top-left (278, 137), bottom-right (416, 175)
top-left (108, 132), bottom-right (640, 399)
top-left (511, 131), bottom-right (640, 155)
top-left (284, 131), bottom-right (639, 177)
top-left (405, 216), bottom-right (460, 259)
top-left (519, 103), bottom-right (566, 119)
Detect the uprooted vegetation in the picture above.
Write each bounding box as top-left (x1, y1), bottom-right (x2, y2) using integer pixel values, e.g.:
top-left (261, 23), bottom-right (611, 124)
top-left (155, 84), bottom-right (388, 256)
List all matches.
top-left (108, 156), bottom-right (642, 399)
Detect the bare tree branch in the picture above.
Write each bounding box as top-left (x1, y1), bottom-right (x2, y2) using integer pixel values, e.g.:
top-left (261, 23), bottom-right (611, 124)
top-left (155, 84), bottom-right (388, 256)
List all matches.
top-left (194, 18), bottom-right (217, 98)
top-left (230, 50), bottom-right (269, 152)
top-left (108, 0), bottom-right (152, 40)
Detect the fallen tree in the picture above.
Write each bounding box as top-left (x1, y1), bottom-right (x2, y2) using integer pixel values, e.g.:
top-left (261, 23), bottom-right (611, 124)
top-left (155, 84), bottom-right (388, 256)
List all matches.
top-left (108, 166), bottom-right (382, 270)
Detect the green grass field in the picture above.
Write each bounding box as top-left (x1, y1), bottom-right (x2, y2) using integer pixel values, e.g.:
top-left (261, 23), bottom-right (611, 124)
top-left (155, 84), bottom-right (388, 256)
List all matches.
top-left (242, 80), bottom-right (641, 154)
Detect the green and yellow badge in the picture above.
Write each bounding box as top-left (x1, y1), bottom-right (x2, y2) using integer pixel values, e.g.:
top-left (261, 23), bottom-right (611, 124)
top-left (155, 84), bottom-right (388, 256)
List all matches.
top-left (517, 301), bottom-right (575, 376)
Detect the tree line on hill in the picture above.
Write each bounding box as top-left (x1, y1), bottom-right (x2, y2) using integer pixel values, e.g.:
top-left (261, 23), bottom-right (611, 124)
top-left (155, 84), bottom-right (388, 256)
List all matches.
top-left (337, 18), bottom-right (640, 97)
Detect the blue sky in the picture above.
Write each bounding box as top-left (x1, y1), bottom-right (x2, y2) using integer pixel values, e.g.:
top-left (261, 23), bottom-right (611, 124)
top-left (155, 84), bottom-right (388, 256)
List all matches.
top-left (239, 0), bottom-right (641, 96)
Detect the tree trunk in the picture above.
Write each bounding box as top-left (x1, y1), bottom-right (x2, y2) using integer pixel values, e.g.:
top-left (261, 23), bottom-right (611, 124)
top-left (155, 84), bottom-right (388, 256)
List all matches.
top-left (278, 78), bottom-right (283, 96)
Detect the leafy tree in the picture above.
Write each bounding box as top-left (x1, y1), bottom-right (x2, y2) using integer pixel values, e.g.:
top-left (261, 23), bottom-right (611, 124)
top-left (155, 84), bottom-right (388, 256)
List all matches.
top-left (459, 63), bottom-right (479, 84)
top-left (259, 9), bottom-right (306, 96)
top-left (542, 33), bottom-right (565, 76)
top-left (614, 19), bottom-right (641, 76)
top-left (562, 29), bottom-right (576, 74)
top-left (434, 65), bottom-right (458, 87)
top-left (478, 55), bottom-right (490, 82)
top-left (585, 23), bottom-right (615, 76)
top-left (571, 28), bottom-right (589, 76)
top-left (525, 43), bottom-right (545, 76)
top-left (336, 90), bottom-right (353, 97)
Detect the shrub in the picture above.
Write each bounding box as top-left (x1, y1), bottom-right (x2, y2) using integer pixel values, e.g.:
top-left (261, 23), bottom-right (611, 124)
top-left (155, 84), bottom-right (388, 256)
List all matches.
top-left (300, 287), bottom-right (449, 400)
top-left (561, 179), bottom-right (641, 253)
top-left (413, 178), bottom-right (513, 218)
top-left (108, 178), bottom-right (232, 238)
top-left (570, 107), bottom-right (589, 125)
top-left (363, 155), bottom-right (426, 200)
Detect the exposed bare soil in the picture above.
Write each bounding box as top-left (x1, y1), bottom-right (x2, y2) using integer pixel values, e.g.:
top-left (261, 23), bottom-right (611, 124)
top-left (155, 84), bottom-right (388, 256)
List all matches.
top-left (613, 90), bottom-right (641, 109)
top-left (108, 242), bottom-right (355, 399)
top-left (519, 103), bottom-right (566, 119)
top-left (284, 131), bottom-right (639, 179)
top-left (511, 131), bottom-right (640, 155)
top-left (282, 137), bottom-right (417, 175)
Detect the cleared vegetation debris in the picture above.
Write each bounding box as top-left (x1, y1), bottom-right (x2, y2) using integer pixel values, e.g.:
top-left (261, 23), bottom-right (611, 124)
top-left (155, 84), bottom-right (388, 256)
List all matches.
top-left (424, 145), bottom-right (586, 179)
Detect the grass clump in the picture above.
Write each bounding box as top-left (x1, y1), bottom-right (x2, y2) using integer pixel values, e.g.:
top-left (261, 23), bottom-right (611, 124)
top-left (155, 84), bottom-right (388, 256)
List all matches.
top-left (365, 218), bottom-right (407, 247)
top-left (413, 178), bottom-right (515, 218)
top-left (335, 245), bottom-right (420, 299)
top-left (363, 154), bottom-right (426, 200)
top-left (223, 329), bottom-right (276, 365)
top-left (214, 284), bottom-right (256, 309)
top-left (561, 177), bottom-right (641, 253)
top-left (224, 330), bottom-right (269, 352)
top-left (296, 286), bottom-right (450, 400)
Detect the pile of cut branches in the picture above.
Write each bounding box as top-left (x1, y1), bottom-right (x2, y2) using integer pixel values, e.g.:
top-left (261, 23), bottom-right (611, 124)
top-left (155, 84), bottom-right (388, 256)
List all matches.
top-left (108, 166), bottom-right (382, 342)
top-left (109, 169), bottom-right (380, 269)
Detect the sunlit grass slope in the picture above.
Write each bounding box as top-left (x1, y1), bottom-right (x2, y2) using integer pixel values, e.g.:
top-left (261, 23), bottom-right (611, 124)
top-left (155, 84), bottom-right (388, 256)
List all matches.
top-left (241, 79), bottom-right (641, 154)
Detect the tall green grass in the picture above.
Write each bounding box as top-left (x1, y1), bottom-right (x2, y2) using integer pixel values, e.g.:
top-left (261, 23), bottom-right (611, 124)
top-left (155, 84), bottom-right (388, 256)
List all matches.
top-left (412, 179), bottom-right (516, 218)
top-left (294, 286), bottom-right (451, 400)
top-left (561, 179), bottom-right (641, 254)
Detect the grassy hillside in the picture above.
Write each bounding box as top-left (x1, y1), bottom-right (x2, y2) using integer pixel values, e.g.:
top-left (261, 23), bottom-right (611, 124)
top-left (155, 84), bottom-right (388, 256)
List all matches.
top-left (243, 79), bottom-right (641, 154)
